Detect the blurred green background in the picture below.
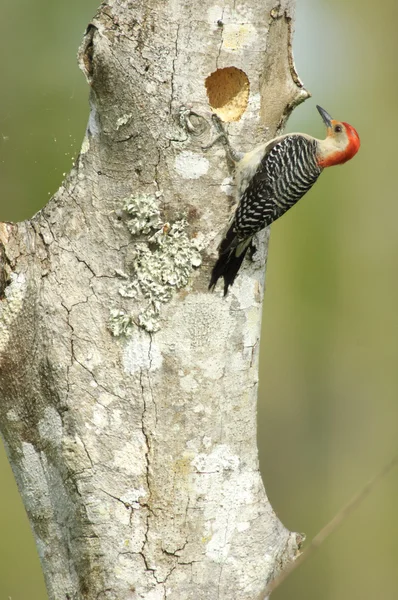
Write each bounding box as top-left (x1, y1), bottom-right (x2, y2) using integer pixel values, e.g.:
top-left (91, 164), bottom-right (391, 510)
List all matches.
top-left (1, 0), bottom-right (397, 598)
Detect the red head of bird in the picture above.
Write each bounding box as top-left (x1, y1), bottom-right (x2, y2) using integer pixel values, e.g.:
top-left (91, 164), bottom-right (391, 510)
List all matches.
top-left (316, 105), bottom-right (360, 168)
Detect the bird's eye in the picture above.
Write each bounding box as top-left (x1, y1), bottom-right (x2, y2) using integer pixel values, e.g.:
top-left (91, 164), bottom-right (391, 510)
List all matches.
top-left (334, 124), bottom-right (343, 133)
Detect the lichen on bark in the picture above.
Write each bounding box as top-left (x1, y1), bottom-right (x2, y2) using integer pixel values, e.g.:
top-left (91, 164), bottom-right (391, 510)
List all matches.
top-left (109, 193), bottom-right (204, 333)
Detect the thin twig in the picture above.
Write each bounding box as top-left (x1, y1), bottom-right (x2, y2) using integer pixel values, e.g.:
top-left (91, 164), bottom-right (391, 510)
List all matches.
top-left (265, 453), bottom-right (398, 596)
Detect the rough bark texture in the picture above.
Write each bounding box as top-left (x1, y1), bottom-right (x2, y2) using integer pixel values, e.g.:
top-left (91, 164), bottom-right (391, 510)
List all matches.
top-left (0, 1), bottom-right (308, 599)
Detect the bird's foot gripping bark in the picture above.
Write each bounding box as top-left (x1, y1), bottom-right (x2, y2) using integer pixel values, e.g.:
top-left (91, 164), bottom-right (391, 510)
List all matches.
top-left (201, 114), bottom-right (244, 163)
top-left (178, 107), bottom-right (243, 164)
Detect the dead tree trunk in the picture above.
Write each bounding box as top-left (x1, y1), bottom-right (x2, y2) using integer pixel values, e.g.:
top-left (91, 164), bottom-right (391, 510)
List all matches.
top-left (0, 1), bottom-right (308, 598)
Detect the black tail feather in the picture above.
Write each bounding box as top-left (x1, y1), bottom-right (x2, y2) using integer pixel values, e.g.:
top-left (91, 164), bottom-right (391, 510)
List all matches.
top-left (209, 225), bottom-right (251, 296)
top-left (209, 248), bottom-right (249, 295)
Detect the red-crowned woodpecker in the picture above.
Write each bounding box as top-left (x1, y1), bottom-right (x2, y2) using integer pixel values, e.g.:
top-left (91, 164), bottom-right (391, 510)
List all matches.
top-left (209, 105), bottom-right (360, 295)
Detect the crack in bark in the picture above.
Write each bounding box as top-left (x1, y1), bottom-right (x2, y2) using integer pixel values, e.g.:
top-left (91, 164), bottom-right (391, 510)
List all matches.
top-left (140, 512), bottom-right (157, 581)
top-left (153, 147), bottom-right (162, 194)
top-left (139, 362), bottom-right (155, 581)
top-left (75, 255), bottom-right (97, 278)
top-left (62, 299), bottom-right (125, 404)
top-left (80, 436), bottom-right (94, 469)
top-left (115, 133), bottom-right (140, 144)
top-left (39, 210), bottom-right (99, 280)
top-left (100, 488), bottom-right (132, 510)
top-left (162, 539), bottom-right (189, 558)
top-left (169, 24), bottom-right (180, 115)
top-left (139, 367), bottom-right (152, 496)
top-left (215, 6), bottom-right (225, 69)
top-left (147, 334), bottom-right (158, 425)
top-left (61, 301), bottom-right (74, 398)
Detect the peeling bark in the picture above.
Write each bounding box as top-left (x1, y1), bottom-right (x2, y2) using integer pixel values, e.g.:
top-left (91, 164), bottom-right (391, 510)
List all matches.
top-left (0, 1), bottom-right (308, 598)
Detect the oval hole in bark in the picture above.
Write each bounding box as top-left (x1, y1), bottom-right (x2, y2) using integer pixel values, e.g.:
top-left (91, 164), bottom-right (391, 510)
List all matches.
top-left (205, 67), bottom-right (249, 122)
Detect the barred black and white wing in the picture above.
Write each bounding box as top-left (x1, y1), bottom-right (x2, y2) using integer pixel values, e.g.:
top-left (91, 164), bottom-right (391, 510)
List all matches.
top-left (235, 135), bottom-right (322, 237)
top-left (209, 135), bottom-right (323, 295)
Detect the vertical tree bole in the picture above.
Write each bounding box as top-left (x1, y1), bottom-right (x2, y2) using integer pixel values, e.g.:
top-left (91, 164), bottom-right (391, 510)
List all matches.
top-left (0, 1), bottom-right (308, 598)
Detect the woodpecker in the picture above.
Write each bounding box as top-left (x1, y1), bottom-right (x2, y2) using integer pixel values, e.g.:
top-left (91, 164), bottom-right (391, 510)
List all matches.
top-left (209, 105), bottom-right (360, 295)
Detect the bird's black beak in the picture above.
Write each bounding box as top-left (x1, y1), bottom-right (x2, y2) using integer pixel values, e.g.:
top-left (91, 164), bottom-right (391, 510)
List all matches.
top-left (316, 105), bottom-right (333, 128)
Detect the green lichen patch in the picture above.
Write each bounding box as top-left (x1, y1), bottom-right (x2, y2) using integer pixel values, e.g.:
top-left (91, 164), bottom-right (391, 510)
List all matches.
top-left (124, 193), bottom-right (162, 235)
top-left (110, 194), bottom-right (203, 335)
top-left (108, 309), bottom-right (136, 337)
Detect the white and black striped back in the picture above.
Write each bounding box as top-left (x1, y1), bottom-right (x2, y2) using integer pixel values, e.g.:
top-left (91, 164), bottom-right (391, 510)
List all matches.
top-left (235, 135), bottom-right (322, 237)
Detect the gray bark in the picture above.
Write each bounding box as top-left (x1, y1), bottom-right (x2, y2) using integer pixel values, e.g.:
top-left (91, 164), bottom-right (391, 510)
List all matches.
top-left (0, 1), bottom-right (308, 598)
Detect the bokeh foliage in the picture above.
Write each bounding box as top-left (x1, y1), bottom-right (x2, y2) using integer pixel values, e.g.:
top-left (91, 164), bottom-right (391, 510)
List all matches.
top-left (0, 0), bottom-right (397, 598)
